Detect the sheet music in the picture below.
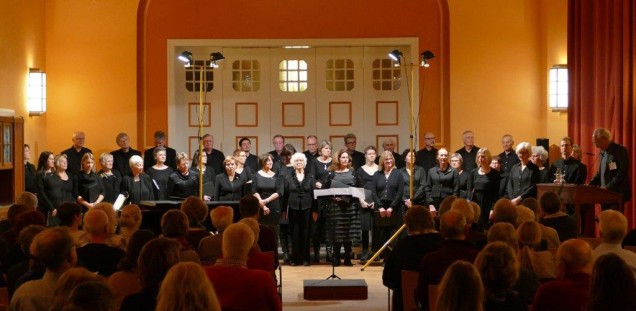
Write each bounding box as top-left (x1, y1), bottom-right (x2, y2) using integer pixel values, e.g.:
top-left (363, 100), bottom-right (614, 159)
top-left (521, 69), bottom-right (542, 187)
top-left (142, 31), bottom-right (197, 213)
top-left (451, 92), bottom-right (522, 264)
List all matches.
top-left (313, 187), bottom-right (366, 199)
top-left (113, 194), bottom-right (127, 211)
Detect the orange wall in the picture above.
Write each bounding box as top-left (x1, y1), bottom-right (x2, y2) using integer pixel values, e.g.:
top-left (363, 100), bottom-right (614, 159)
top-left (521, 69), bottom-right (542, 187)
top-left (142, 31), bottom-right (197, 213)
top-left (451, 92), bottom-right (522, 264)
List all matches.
top-left (0, 0), bottom-right (47, 157)
top-left (44, 0), bottom-right (139, 161)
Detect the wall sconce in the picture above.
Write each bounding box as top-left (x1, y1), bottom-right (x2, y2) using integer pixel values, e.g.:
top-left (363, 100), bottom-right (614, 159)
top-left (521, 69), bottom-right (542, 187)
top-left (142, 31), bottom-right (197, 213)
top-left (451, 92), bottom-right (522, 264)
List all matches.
top-left (28, 68), bottom-right (46, 116)
top-left (549, 64), bottom-right (568, 111)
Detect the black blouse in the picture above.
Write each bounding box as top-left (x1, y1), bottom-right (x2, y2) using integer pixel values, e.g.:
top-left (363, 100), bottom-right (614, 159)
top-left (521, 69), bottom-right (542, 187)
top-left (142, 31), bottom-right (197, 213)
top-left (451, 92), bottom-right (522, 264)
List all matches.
top-left (74, 171), bottom-right (105, 203)
top-left (98, 170), bottom-right (122, 203)
top-left (167, 170), bottom-right (199, 199)
top-left (214, 172), bottom-right (246, 201)
top-left (371, 169), bottom-right (404, 209)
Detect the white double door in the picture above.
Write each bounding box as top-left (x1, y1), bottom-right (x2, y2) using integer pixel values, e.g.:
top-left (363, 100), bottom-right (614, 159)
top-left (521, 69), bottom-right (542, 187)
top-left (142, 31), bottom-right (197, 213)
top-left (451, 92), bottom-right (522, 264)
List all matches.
top-left (172, 46), bottom-right (412, 157)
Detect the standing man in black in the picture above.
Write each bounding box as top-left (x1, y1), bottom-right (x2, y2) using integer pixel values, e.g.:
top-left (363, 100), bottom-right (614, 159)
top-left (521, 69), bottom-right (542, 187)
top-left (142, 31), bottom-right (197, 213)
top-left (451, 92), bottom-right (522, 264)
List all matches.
top-left (456, 130), bottom-right (479, 173)
top-left (344, 133), bottom-right (365, 169)
top-left (144, 130), bottom-right (177, 171)
top-left (376, 138), bottom-right (405, 168)
top-left (202, 134), bottom-right (225, 176)
top-left (303, 135), bottom-right (319, 173)
top-left (548, 137), bottom-right (586, 184)
top-left (589, 127), bottom-right (631, 211)
top-left (239, 137), bottom-right (259, 172)
top-left (62, 131), bottom-right (92, 177)
top-left (111, 133), bottom-right (142, 177)
top-left (497, 134), bottom-right (519, 196)
top-left (269, 134), bottom-right (285, 171)
top-left (415, 132), bottom-right (438, 172)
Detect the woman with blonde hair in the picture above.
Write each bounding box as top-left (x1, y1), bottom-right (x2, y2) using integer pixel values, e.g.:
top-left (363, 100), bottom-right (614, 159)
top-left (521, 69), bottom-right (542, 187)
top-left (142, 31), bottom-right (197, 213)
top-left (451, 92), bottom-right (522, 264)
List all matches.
top-left (475, 242), bottom-right (526, 311)
top-left (156, 262), bottom-right (220, 311)
top-left (467, 148), bottom-right (501, 226)
top-left (74, 152), bottom-right (105, 209)
top-left (436, 260), bottom-right (484, 311)
top-left (214, 156), bottom-right (246, 201)
top-left (516, 220), bottom-right (556, 280)
top-left (119, 204), bottom-right (142, 243)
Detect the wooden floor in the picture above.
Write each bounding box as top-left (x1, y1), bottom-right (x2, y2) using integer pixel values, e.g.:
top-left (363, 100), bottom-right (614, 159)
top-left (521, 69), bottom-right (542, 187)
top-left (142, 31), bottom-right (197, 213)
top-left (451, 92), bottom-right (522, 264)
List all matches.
top-left (281, 261), bottom-right (390, 311)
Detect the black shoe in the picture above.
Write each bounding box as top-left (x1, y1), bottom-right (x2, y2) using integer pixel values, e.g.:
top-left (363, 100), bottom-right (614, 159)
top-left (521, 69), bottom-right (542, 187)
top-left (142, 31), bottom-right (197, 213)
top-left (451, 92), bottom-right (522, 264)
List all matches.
top-left (303, 261), bottom-right (310, 266)
top-left (359, 251), bottom-right (369, 261)
top-left (344, 258), bottom-right (353, 266)
top-left (283, 252), bottom-right (290, 263)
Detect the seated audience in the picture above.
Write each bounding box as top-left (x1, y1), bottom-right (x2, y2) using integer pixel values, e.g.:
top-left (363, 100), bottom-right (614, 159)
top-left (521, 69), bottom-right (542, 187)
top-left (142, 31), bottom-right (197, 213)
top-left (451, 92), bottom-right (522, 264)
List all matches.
top-left (156, 262), bottom-right (221, 311)
top-left (15, 191), bottom-right (38, 210)
top-left (0, 203), bottom-right (34, 252)
top-left (161, 209), bottom-right (200, 263)
top-left (76, 209), bottom-right (125, 276)
top-left (587, 253), bottom-right (636, 311)
top-left (521, 197), bottom-right (560, 249)
top-left (49, 267), bottom-right (102, 311)
top-left (492, 198), bottom-right (518, 227)
top-left (239, 195), bottom-right (278, 263)
top-left (417, 210), bottom-right (478, 310)
top-left (198, 206), bottom-right (233, 263)
top-left (476, 242), bottom-right (527, 311)
top-left (77, 202), bottom-right (124, 249)
top-left (55, 202), bottom-right (84, 246)
top-left (539, 191), bottom-right (577, 242)
top-left (452, 199), bottom-right (486, 249)
top-left (108, 229), bottom-right (156, 309)
top-left (119, 237), bottom-right (180, 311)
top-left (180, 196), bottom-right (212, 249)
top-left (63, 281), bottom-right (115, 311)
top-left (119, 204), bottom-right (142, 245)
top-left (204, 223), bottom-right (282, 311)
top-left (436, 260), bottom-right (484, 311)
top-left (10, 227), bottom-right (77, 311)
top-left (593, 209), bottom-right (636, 272)
top-left (239, 218), bottom-right (276, 272)
top-left (2, 211), bottom-right (46, 274)
top-left (517, 220), bottom-right (556, 280)
top-left (383, 205), bottom-right (443, 311)
top-left (6, 225), bottom-right (45, 296)
top-left (532, 239), bottom-right (593, 311)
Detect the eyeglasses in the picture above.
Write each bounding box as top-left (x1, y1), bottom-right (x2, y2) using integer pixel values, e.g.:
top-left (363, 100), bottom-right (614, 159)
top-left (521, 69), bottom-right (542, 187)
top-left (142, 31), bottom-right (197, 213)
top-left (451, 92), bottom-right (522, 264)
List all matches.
top-left (425, 137), bottom-right (435, 140)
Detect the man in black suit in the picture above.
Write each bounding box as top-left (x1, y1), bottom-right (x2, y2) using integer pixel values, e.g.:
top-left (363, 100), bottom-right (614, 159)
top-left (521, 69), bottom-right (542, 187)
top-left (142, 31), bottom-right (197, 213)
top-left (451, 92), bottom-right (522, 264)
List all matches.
top-left (111, 133), bottom-right (142, 177)
top-left (61, 131), bottom-right (92, 177)
top-left (239, 137), bottom-right (259, 172)
top-left (203, 134), bottom-right (225, 176)
top-left (344, 133), bottom-right (365, 169)
top-left (143, 130), bottom-right (177, 170)
top-left (415, 132), bottom-right (438, 172)
top-left (589, 127), bottom-right (631, 211)
top-left (455, 130), bottom-right (479, 173)
top-left (376, 137), bottom-right (405, 168)
top-left (548, 137), bottom-right (586, 184)
top-left (303, 135), bottom-right (319, 170)
top-left (268, 134), bottom-right (285, 171)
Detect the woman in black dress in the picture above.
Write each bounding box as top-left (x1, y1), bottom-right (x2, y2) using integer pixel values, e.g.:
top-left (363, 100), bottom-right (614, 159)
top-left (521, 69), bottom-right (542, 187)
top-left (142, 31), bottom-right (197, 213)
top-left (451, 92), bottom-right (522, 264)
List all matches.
top-left (214, 156), bottom-right (246, 201)
top-left (425, 148), bottom-right (459, 211)
top-left (530, 146), bottom-right (550, 184)
top-left (283, 152), bottom-right (315, 266)
top-left (310, 140), bottom-right (333, 262)
top-left (450, 153), bottom-right (469, 198)
top-left (191, 150), bottom-right (214, 201)
top-left (371, 150), bottom-right (404, 259)
top-left (252, 153), bottom-right (283, 236)
top-left (35, 151), bottom-right (56, 217)
top-left (24, 144), bottom-right (37, 194)
top-left (356, 145), bottom-right (378, 261)
top-left (400, 150), bottom-right (427, 208)
top-left (74, 153), bottom-right (105, 210)
top-left (38, 154), bottom-right (74, 225)
top-left (146, 147), bottom-right (175, 200)
top-left (167, 152), bottom-right (199, 199)
top-left (507, 142), bottom-right (540, 205)
top-left (97, 153), bottom-right (122, 203)
top-left (467, 148), bottom-right (501, 225)
top-left (274, 146), bottom-right (296, 263)
top-left (121, 155), bottom-right (156, 204)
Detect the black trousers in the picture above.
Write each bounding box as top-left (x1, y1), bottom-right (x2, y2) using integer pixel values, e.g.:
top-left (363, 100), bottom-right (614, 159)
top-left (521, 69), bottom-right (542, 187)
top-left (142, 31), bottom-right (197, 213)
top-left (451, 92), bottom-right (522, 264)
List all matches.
top-left (289, 208), bottom-right (312, 263)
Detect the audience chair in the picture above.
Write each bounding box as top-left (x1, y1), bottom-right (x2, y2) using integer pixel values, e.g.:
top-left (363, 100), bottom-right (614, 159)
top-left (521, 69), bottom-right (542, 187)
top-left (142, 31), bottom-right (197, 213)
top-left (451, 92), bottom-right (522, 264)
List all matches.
top-left (401, 270), bottom-right (419, 311)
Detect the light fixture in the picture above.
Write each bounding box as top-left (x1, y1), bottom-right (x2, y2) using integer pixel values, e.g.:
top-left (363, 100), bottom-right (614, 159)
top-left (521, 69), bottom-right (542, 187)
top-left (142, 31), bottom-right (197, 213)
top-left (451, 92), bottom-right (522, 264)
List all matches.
top-left (209, 52), bottom-right (225, 68)
top-left (420, 50), bottom-right (436, 67)
top-left (177, 51), bottom-right (193, 66)
top-left (549, 64), bottom-right (568, 111)
top-left (28, 68), bottom-right (46, 116)
top-left (388, 49), bottom-right (403, 66)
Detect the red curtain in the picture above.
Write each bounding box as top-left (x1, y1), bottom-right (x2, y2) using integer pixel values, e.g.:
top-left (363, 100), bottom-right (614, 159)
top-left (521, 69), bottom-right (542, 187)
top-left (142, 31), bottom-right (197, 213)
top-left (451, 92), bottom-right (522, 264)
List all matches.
top-left (568, 0), bottom-right (636, 227)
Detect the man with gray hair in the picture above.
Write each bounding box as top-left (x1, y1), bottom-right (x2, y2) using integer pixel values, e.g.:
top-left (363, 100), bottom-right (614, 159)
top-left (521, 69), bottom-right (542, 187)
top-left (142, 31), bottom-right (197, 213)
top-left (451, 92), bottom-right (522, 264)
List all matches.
top-left (589, 127), bottom-right (631, 211)
top-left (593, 209), bottom-right (636, 272)
top-left (377, 137), bottom-right (404, 168)
top-left (62, 131), bottom-right (92, 176)
top-left (112, 132), bottom-right (142, 177)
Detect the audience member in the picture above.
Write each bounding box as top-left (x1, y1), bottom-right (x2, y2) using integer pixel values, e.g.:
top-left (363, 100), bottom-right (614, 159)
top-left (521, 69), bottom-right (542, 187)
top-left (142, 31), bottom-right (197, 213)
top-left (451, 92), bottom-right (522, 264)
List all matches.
top-left (532, 239), bottom-right (593, 311)
top-left (108, 229), bottom-right (156, 310)
top-left (383, 205), bottom-right (442, 311)
top-left (587, 253), bottom-right (636, 311)
top-left (239, 195), bottom-right (278, 261)
top-left (204, 223), bottom-right (282, 311)
top-left (198, 206), bottom-right (234, 263)
top-left (593, 209), bottom-right (636, 272)
top-left (119, 237), bottom-right (180, 311)
top-left (180, 196), bottom-right (212, 249)
top-left (6, 224), bottom-right (45, 296)
top-left (56, 202), bottom-right (84, 246)
top-left (521, 197), bottom-right (560, 249)
top-left (49, 267), bottom-right (101, 311)
top-left (87, 202), bottom-right (124, 248)
top-left (156, 262), bottom-right (221, 311)
top-left (64, 281), bottom-right (115, 311)
top-left (160, 209), bottom-right (200, 263)
top-left (119, 204), bottom-right (142, 245)
top-left (76, 209), bottom-right (125, 276)
top-left (417, 210), bottom-right (478, 310)
top-left (517, 220), bottom-right (556, 280)
top-left (15, 192), bottom-right (38, 210)
top-left (436, 261), bottom-right (484, 311)
top-left (10, 227), bottom-right (77, 311)
top-left (475, 242), bottom-right (527, 311)
top-left (239, 218), bottom-right (276, 272)
top-left (451, 199), bottom-right (486, 250)
top-left (492, 198), bottom-right (518, 227)
top-left (539, 191), bottom-right (577, 242)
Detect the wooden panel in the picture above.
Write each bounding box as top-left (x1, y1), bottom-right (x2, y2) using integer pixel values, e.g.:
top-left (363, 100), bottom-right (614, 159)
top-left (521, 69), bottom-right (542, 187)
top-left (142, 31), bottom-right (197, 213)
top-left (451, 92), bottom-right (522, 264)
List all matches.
top-left (235, 102), bottom-right (258, 127)
top-left (188, 102), bottom-right (211, 127)
top-left (329, 101), bottom-right (352, 126)
top-left (282, 102), bottom-right (305, 127)
top-left (376, 101), bottom-right (399, 126)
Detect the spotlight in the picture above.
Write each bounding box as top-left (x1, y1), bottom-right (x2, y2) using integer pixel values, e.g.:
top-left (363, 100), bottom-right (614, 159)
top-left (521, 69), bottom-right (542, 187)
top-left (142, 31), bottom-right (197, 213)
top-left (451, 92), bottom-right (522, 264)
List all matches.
top-left (177, 51), bottom-right (193, 66)
top-left (420, 50), bottom-right (435, 67)
top-left (388, 49), bottom-right (403, 66)
top-left (210, 52), bottom-right (225, 62)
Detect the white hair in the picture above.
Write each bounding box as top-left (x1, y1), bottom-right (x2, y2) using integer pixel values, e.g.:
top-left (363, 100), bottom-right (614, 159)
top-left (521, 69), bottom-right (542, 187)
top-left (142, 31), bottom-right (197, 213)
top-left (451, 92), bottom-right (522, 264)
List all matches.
top-left (290, 152), bottom-right (307, 168)
top-left (128, 155), bottom-right (144, 168)
top-left (515, 142), bottom-right (532, 154)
